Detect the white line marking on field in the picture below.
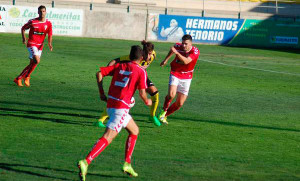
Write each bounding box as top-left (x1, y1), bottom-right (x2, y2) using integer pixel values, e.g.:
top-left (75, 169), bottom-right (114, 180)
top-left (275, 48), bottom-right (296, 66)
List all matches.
top-left (200, 59), bottom-right (300, 76)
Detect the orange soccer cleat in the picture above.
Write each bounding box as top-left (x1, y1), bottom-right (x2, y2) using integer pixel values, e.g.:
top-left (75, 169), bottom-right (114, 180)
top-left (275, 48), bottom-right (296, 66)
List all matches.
top-left (24, 77), bottom-right (30, 87)
top-left (14, 78), bottom-right (23, 87)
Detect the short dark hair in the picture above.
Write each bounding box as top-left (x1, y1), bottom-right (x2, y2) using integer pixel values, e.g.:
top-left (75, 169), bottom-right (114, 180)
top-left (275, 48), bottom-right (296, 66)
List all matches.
top-left (38, 5), bottom-right (46, 11)
top-left (129, 45), bottom-right (143, 61)
top-left (182, 34), bottom-right (192, 41)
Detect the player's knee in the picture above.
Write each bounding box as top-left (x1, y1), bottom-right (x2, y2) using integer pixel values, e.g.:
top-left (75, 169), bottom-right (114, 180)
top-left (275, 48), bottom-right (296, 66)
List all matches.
top-left (130, 127), bottom-right (139, 135)
top-left (150, 91), bottom-right (158, 97)
top-left (33, 57), bottom-right (40, 64)
top-left (168, 93), bottom-right (176, 100)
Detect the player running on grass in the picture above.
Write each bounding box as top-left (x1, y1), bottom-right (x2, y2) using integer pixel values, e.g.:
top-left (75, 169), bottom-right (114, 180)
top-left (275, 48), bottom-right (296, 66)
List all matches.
top-left (95, 40), bottom-right (161, 127)
top-left (78, 45), bottom-right (152, 181)
top-left (158, 34), bottom-right (199, 124)
top-left (14, 5), bottom-right (53, 87)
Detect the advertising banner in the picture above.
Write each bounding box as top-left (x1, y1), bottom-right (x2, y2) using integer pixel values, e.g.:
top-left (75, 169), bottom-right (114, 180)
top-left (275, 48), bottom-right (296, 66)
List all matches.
top-left (0, 6), bottom-right (7, 32)
top-left (0, 5), bottom-right (83, 36)
top-left (228, 19), bottom-right (300, 48)
top-left (157, 14), bottom-right (245, 44)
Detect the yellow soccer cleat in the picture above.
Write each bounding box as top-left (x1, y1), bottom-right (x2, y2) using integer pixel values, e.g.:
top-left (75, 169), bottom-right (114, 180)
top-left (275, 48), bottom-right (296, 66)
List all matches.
top-left (122, 162), bottom-right (138, 177)
top-left (77, 159), bottom-right (88, 181)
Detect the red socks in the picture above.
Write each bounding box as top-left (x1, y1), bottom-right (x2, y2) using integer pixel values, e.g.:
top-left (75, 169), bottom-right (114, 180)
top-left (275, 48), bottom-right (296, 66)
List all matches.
top-left (125, 134), bottom-right (138, 164)
top-left (85, 137), bottom-right (109, 165)
top-left (17, 62), bottom-right (37, 79)
top-left (25, 63), bottom-right (37, 78)
top-left (166, 103), bottom-right (181, 117)
top-left (163, 96), bottom-right (172, 111)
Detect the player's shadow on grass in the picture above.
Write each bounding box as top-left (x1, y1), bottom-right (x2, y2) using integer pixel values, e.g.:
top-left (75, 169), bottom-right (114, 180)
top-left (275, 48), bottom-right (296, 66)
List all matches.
top-left (0, 162), bottom-right (126, 180)
top-left (172, 116), bottom-right (300, 133)
top-left (0, 107), bottom-right (98, 119)
top-left (0, 100), bottom-right (99, 113)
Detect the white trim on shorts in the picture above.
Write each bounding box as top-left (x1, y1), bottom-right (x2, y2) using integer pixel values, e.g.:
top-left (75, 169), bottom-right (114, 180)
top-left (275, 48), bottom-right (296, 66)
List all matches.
top-left (27, 46), bottom-right (42, 59)
top-left (106, 108), bottom-right (132, 133)
top-left (169, 74), bottom-right (192, 96)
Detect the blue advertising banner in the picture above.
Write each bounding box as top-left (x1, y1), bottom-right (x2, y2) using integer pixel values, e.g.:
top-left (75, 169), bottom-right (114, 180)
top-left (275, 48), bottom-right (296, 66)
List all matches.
top-left (158, 14), bottom-right (245, 45)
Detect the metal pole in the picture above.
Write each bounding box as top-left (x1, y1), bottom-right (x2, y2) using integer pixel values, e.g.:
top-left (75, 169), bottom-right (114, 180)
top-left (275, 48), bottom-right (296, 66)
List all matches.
top-left (127, 0), bottom-right (130, 13)
top-left (145, 5), bottom-right (149, 41)
top-left (13, 0), bottom-right (15, 5)
top-left (275, 0), bottom-right (278, 14)
top-left (238, 0), bottom-right (241, 19)
top-left (165, 0), bottom-right (168, 15)
top-left (202, 0), bottom-right (205, 17)
top-left (52, 1), bottom-right (55, 8)
top-left (90, 3), bottom-right (93, 10)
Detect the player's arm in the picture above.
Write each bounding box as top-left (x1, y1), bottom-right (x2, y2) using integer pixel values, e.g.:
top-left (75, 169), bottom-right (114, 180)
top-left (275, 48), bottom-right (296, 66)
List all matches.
top-left (48, 22), bottom-right (53, 51)
top-left (139, 89), bottom-right (152, 106)
top-left (160, 49), bottom-right (174, 67)
top-left (21, 21), bottom-right (31, 44)
top-left (96, 71), bottom-right (107, 102)
top-left (171, 46), bottom-right (192, 64)
top-left (107, 57), bottom-right (121, 66)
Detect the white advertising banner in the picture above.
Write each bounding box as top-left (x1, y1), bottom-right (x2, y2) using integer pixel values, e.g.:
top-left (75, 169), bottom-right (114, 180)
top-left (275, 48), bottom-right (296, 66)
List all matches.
top-left (0, 5), bottom-right (83, 36)
top-left (0, 6), bottom-right (7, 32)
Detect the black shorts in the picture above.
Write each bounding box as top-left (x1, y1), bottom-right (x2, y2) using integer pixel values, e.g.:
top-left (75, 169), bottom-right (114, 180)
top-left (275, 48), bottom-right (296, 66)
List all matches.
top-left (147, 77), bottom-right (154, 87)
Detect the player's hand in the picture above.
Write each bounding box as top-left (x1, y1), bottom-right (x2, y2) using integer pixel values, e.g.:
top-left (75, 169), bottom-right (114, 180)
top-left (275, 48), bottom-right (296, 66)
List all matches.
top-left (160, 60), bottom-right (167, 67)
top-left (22, 39), bottom-right (26, 44)
top-left (145, 99), bottom-right (152, 106)
top-left (100, 94), bottom-right (107, 102)
top-left (49, 44), bottom-right (53, 51)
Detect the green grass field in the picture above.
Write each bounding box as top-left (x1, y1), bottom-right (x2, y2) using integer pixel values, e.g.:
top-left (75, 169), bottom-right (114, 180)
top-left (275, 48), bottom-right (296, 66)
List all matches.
top-left (0, 33), bottom-right (299, 181)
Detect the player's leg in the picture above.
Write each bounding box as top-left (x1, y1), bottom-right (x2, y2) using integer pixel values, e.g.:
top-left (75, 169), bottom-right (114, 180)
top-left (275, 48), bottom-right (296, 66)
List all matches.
top-left (78, 108), bottom-right (129, 180)
top-left (78, 128), bottom-right (117, 181)
top-left (95, 107), bottom-right (108, 128)
top-left (165, 92), bottom-right (187, 117)
top-left (146, 78), bottom-right (161, 126)
top-left (123, 119), bottom-right (139, 177)
top-left (24, 50), bottom-right (41, 87)
top-left (14, 47), bottom-right (36, 86)
top-left (165, 78), bottom-right (191, 117)
top-left (158, 75), bottom-right (178, 122)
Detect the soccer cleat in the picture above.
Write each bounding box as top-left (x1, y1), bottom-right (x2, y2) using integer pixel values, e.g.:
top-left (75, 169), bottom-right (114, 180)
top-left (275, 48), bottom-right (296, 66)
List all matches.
top-left (77, 159), bottom-right (88, 181)
top-left (122, 162), bottom-right (138, 177)
top-left (98, 115), bottom-right (108, 123)
top-left (14, 78), bottom-right (23, 87)
top-left (24, 77), bottom-right (30, 87)
top-left (94, 121), bottom-right (106, 128)
top-left (161, 116), bottom-right (168, 125)
top-left (149, 116), bottom-right (161, 127)
top-left (158, 109), bottom-right (167, 122)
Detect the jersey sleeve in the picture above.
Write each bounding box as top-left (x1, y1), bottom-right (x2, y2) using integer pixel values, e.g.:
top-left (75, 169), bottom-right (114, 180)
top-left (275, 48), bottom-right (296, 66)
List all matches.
top-left (21, 20), bottom-right (32, 30)
top-left (48, 21), bottom-right (53, 36)
top-left (174, 43), bottom-right (181, 50)
top-left (137, 69), bottom-right (148, 90)
top-left (189, 47), bottom-right (200, 61)
top-left (100, 64), bottom-right (118, 77)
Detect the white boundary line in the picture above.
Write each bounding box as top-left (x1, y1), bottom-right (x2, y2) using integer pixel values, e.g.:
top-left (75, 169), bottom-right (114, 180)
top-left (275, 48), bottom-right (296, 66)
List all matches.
top-left (200, 59), bottom-right (300, 76)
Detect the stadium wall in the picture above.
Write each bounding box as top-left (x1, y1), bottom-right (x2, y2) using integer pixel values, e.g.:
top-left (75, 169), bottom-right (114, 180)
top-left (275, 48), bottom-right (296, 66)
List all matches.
top-left (0, 4), bottom-right (299, 48)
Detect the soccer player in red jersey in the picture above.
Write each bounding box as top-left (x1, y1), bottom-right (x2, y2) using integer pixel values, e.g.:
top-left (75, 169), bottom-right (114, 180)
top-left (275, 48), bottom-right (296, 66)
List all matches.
top-left (158, 34), bottom-right (200, 124)
top-left (14, 5), bottom-right (53, 87)
top-left (77, 45), bottom-right (152, 180)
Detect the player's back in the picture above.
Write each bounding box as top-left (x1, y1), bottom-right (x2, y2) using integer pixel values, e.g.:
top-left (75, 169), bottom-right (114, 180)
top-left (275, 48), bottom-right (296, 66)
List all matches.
top-left (107, 62), bottom-right (147, 109)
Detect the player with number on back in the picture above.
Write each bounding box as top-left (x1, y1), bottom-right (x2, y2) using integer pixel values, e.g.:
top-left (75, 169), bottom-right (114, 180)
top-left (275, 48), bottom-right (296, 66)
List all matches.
top-left (77, 45), bottom-right (152, 181)
top-left (158, 34), bottom-right (200, 124)
top-left (95, 40), bottom-right (161, 127)
top-left (14, 5), bottom-right (53, 87)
